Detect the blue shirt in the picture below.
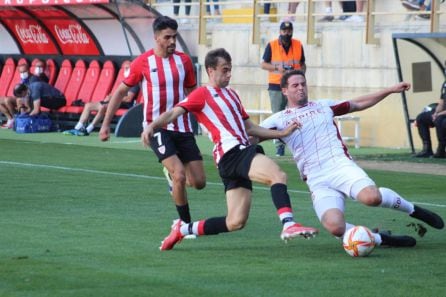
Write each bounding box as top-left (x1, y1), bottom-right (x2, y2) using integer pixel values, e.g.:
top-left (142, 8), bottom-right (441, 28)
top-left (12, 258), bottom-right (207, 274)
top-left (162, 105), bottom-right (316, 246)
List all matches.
top-left (28, 81), bottom-right (64, 102)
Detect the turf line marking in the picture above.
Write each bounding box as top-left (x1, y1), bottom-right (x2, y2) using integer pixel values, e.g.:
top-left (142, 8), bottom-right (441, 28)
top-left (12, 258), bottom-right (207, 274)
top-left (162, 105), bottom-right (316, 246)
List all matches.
top-left (0, 160), bottom-right (308, 194)
top-left (1, 160), bottom-right (445, 208)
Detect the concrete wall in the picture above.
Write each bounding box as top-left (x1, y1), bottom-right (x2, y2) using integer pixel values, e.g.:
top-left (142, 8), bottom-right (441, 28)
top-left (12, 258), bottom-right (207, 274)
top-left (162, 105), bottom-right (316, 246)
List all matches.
top-left (167, 1), bottom-right (446, 149)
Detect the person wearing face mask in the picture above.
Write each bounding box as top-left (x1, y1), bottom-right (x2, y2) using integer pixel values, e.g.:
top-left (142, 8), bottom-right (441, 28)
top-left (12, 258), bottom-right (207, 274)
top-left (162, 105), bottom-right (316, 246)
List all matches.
top-left (413, 66), bottom-right (446, 158)
top-left (0, 62), bottom-right (41, 129)
top-left (260, 21), bottom-right (306, 156)
top-left (33, 59), bottom-right (50, 83)
top-left (63, 60), bottom-right (139, 136)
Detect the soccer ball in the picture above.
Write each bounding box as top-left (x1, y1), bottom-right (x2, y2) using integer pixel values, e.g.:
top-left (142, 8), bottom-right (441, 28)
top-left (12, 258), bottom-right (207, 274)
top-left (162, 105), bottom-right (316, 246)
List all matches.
top-left (342, 226), bottom-right (376, 257)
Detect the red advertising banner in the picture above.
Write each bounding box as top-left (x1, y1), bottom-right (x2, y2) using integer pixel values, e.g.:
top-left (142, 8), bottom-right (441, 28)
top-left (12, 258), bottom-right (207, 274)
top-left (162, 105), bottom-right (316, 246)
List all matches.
top-left (2, 19), bottom-right (59, 54)
top-left (43, 19), bottom-right (100, 55)
top-left (0, 0), bottom-right (109, 6)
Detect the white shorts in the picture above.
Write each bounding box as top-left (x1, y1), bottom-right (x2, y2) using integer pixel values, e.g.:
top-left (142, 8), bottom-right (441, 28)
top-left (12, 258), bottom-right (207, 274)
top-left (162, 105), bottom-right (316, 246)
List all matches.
top-left (306, 159), bottom-right (375, 221)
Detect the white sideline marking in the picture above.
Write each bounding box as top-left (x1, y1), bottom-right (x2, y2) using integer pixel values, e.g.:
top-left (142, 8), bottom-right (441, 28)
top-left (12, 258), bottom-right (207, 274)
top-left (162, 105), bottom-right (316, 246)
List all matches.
top-left (1, 161), bottom-right (445, 208)
top-left (0, 160), bottom-right (308, 194)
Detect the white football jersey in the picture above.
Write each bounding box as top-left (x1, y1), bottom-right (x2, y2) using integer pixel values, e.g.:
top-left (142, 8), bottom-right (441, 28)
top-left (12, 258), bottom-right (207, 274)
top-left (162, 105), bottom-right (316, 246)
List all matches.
top-left (261, 100), bottom-right (352, 179)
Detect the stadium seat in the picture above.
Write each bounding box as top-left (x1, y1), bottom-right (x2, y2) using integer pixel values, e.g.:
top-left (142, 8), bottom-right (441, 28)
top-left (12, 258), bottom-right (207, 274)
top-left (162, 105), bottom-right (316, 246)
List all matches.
top-left (90, 60), bottom-right (116, 103)
top-left (45, 58), bottom-right (58, 85)
top-left (58, 59), bottom-right (87, 112)
top-left (0, 58), bottom-right (16, 96)
top-left (110, 60), bottom-right (128, 95)
top-left (6, 58), bottom-right (28, 97)
top-left (63, 60), bottom-right (101, 114)
top-left (54, 59), bottom-right (73, 94)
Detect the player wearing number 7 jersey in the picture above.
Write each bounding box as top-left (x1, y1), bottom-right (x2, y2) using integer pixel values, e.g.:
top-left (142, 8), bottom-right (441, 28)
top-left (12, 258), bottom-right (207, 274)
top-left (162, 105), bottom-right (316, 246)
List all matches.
top-left (99, 16), bottom-right (206, 232)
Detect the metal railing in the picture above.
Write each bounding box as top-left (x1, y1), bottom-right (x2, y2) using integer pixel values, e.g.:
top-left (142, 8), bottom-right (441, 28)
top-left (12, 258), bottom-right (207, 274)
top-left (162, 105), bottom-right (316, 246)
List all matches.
top-left (146, 0), bottom-right (445, 45)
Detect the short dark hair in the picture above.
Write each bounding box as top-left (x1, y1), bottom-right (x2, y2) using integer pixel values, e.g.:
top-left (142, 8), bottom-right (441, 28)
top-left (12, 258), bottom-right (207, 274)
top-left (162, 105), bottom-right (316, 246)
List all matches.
top-left (13, 83), bottom-right (28, 97)
top-left (152, 16), bottom-right (178, 33)
top-left (204, 48), bottom-right (232, 70)
top-left (280, 69), bottom-right (306, 88)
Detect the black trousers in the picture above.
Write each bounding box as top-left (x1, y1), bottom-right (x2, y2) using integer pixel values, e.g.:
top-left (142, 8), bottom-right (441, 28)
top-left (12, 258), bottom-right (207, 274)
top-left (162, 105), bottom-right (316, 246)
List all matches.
top-left (416, 111), bottom-right (446, 144)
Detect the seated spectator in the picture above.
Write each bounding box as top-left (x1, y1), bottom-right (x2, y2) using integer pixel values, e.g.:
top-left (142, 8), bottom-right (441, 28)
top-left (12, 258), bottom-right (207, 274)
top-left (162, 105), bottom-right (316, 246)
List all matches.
top-left (414, 75), bottom-right (446, 158)
top-left (0, 63), bottom-right (41, 129)
top-left (401, 0), bottom-right (439, 19)
top-left (33, 59), bottom-right (50, 83)
top-left (206, 0), bottom-right (221, 17)
top-left (63, 61), bottom-right (139, 136)
top-left (13, 82), bottom-right (66, 116)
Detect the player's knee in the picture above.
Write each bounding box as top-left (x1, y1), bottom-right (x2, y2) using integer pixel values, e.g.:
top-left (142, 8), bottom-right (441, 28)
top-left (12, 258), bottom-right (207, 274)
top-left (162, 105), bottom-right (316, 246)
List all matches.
top-left (188, 176), bottom-right (206, 190)
top-left (322, 218), bottom-right (345, 237)
top-left (226, 216), bottom-right (248, 231)
top-left (270, 169), bottom-right (287, 185)
top-left (171, 170), bottom-right (187, 186)
top-left (358, 187), bottom-right (381, 206)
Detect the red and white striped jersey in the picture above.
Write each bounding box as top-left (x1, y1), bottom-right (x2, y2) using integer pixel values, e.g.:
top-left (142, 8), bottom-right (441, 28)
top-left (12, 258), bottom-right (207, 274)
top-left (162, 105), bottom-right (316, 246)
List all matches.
top-left (124, 49), bottom-right (196, 132)
top-left (178, 86), bottom-right (251, 164)
top-left (261, 100), bottom-right (351, 178)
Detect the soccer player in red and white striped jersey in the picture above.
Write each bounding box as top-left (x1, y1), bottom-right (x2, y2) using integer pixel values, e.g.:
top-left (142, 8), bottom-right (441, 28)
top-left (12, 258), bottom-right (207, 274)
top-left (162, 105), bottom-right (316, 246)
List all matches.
top-left (143, 48), bottom-right (319, 251)
top-left (100, 16), bottom-right (206, 230)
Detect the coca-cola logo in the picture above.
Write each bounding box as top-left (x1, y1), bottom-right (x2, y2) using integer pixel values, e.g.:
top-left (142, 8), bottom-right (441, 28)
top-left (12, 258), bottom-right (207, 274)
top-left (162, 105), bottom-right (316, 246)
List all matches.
top-left (15, 25), bottom-right (49, 44)
top-left (54, 24), bottom-right (89, 44)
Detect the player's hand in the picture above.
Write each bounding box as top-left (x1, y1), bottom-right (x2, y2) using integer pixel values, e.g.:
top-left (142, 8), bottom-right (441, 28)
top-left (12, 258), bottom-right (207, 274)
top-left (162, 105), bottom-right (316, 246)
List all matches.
top-left (281, 121), bottom-right (301, 137)
top-left (393, 82), bottom-right (411, 93)
top-left (99, 125), bottom-right (110, 142)
top-left (141, 126), bottom-right (154, 147)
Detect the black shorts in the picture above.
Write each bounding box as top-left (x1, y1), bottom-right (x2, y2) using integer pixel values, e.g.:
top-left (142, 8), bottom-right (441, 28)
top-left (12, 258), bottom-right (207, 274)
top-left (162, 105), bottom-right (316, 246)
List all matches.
top-left (150, 128), bottom-right (203, 163)
top-left (218, 144), bottom-right (265, 192)
top-left (40, 95), bottom-right (66, 110)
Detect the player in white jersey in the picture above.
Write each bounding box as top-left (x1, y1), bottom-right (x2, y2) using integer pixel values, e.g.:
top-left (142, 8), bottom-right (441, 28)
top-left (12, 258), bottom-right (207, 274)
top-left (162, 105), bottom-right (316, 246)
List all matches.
top-left (260, 70), bottom-right (444, 249)
top-left (143, 48), bottom-right (319, 251)
top-left (99, 16), bottom-right (206, 232)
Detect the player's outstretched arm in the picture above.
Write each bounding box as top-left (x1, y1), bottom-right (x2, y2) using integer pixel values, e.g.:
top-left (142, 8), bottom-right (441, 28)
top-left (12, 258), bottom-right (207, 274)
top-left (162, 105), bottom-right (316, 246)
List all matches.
top-left (245, 119), bottom-right (300, 140)
top-left (350, 82), bottom-right (411, 112)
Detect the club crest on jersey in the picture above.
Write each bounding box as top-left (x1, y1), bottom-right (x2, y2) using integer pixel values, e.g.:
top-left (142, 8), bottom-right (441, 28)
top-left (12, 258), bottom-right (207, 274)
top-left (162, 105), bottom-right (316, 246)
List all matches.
top-left (158, 145), bottom-right (166, 154)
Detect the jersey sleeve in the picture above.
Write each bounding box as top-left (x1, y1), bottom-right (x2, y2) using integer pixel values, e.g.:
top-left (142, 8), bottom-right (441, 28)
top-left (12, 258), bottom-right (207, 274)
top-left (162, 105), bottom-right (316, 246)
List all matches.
top-left (183, 55), bottom-right (197, 89)
top-left (330, 101), bottom-right (351, 116)
top-left (177, 87), bottom-right (206, 112)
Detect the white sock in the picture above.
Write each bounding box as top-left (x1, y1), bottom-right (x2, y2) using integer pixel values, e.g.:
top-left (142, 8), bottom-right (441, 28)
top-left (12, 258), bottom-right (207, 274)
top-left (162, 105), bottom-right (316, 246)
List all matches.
top-left (74, 122), bottom-right (84, 130)
top-left (373, 233), bottom-right (383, 246)
top-left (279, 211), bottom-right (295, 229)
top-left (379, 187), bottom-right (415, 214)
top-left (86, 124), bottom-right (94, 133)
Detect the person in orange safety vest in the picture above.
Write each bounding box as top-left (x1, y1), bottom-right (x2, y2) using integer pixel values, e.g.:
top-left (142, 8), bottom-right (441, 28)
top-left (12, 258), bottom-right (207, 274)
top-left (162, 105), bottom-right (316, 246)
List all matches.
top-left (261, 21), bottom-right (306, 156)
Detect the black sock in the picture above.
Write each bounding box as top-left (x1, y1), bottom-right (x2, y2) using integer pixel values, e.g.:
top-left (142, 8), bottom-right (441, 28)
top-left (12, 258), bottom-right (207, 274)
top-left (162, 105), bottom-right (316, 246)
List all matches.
top-left (271, 183), bottom-right (292, 210)
top-left (176, 204), bottom-right (191, 223)
top-left (203, 217), bottom-right (229, 235)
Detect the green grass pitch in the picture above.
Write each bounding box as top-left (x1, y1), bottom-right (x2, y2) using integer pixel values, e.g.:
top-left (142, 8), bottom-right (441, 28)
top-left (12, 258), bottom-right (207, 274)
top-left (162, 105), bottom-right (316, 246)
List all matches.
top-left (0, 131), bottom-right (445, 297)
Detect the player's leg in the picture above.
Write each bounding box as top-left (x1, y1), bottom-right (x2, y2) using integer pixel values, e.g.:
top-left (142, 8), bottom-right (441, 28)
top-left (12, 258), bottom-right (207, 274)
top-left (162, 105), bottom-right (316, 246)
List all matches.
top-left (313, 192), bottom-right (416, 247)
top-left (176, 132), bottom-right (206, 190)
top-left (162, 154), bottom-right (191, 223)
top-left (248, 151), bottom-right (318, 240)
top-left (159, 184), bottom-right (251, 251)
top-left (352, 181), bottom-right (444, 230)
top-left (184, 160), bottom-right (206, 189)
